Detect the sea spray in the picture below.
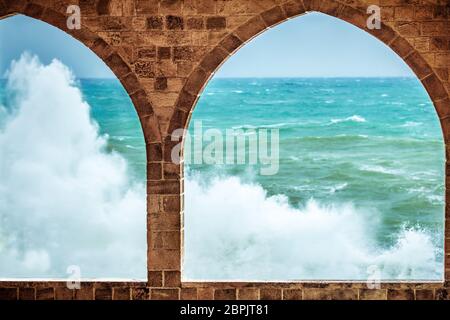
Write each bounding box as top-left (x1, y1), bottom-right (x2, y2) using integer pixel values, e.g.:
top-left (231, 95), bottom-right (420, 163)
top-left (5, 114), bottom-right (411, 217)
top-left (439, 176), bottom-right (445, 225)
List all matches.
top-left (184, 174), bottom-right (442, 280)
top-left (0, 54), bottom-right (146, 279)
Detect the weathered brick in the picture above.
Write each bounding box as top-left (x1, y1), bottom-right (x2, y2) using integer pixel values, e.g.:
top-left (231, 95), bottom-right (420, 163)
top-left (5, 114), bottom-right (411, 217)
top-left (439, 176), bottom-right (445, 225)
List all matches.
top-left (151, 288), bottom-right (179, 300)
top-left (36, 288), bottom-right (54, 300)
top-left (359, 289), bottom-right (387, 300)
top-left (339, 6), bottom-right (366, 29)
top-left (431, 37), bottom-right (449, 50)
top-left (390, 36), bottom-right (415, 58)
top-left (113, 288), bottom-right (130, 300)
top-left (23, 3), bottom-right (44, 18)
top-left (130, 89), bottom-right (153, 117)
top-left (148, 249), bottom-right (181, 270)
top-left (436, 288), bottom-right (450, 300)
top-left (303, 289), bottom-right (357, 300)
top-left (187, 17), bottom-right (204, 29)
top-left (135, 61), bottom-right (155, 78)
top-left (260, 288), bottom-right (282, 300)
top-left (238, 288), bottom-right (259, 300)
top-left (148, 180), bottom-right (180, 194)
top-left (149, 213), bottom-right (181, 231)
top-left (422, 21), bottom-right (450, 36)
top-left (283, 289), bottom-right (303, 300)
top-left (218, 35), bottom-right (241, 56)
top-left (206, 16), bottom-right (227, 29)
top-left (0, 288), bottom-right (17, 300)
top-left (136, 0), bottom-right (158, 14)
top-left (184, 68), bottom-right (209, 94)
top-left (434, 6), bottom-right (450, 20)
top-left (74, 286), bottom-right (94, 300)
top-left (157, 47), bottom-right (172, 60)
top-left (198, 288), bottom-right (214, 300)
top-left (19, 288), bottom-right (35, 300)
top-left (181, 288), bottom-right (198, 300)
top-left (235, 16), bottom-right (266, 42)
top-left (200, 46), bottom-right (228, 73)
top-left (405, 51), bottom-right (433, 79)
top-left (138, 47), bottom-right (157, 59)
top-left (148, 271), bottom-right (163, 287)
top-left (415, 289), bottom-right (435, 300)
top-left (163, 163), bottom-right (182, 180)
top-left (96, 0), bottom-right (110, 15)
top-left (415, 6), bottom-right (434, 20)
top-left (166, 15), bottom-right (184, 30)
top-left (160, 0), bottom-right (182, 14)
top-left (164, 271), bottom-right (181, 287)
top-left (55, 287), bottom-right (73, 300)
top-left (132, 287), bottom-right (150, 300)
top-left (195, 0), bottom-right (216, 14)
top-left (283, 0), bottom-right (306, 18)
top-left (395, 22), bottom-right (421, 36)
top-left (395, 6), bottom-right (414, 20)
top-left (261, 6), bottom-right (285, 27)
top-left (214, 289), bottom-right (237, 300)
top-left (105, 53), bottom-right (132, 78)
top-left (151, 231), bottom-right (180, 249)
top-left (147, 144), bottom-right (163, 164)
top-left (422, 74), bottom-right (448, 100)
top-left (95, 288), bottom-right (112, 300)
top-left (99, 16), bottom-right (131, 31)
top-left (122, 73), bottom-right (141, 94)
top-left (147, 16), bottom-right (164, 29)
top-left (155, 77), bottom-right (168, 90)
top-left (436, 53), bottom-right (450, 67)
top-left (435, 98), bottom-right (450, 119)
top-left (387, 289), bottom-right (414, 300)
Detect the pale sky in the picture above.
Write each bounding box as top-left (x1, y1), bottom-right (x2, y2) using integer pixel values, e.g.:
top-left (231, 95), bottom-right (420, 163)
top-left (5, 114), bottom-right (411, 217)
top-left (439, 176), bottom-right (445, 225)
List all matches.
top-left (0, 13), bottom-right (414, 78)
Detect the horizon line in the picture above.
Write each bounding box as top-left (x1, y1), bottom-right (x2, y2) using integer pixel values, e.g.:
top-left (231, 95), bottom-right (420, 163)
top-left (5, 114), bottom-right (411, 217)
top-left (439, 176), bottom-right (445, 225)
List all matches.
top-left (0, 75), bottom-right (418, 80)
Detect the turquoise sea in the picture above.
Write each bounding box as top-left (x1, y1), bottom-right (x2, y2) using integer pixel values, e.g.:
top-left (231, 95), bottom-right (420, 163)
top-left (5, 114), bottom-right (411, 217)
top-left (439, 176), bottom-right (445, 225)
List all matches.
top-left (190, 78), bottom-right (444, 246)
top-left (0, 75), bottom-right (444, 280)
top-left (83, 78), bottom-right (445, 248)
top-left (85, 77), bottom-right (445, 280)
top-left (85, 77), bottom-right (444, 280)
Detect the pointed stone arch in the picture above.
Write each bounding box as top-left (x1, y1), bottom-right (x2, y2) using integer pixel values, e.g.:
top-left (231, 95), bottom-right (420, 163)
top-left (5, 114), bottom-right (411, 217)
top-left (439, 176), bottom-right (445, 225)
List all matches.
top-left (1, 0), bottom-right (162, 145)
top-left (170, 1), bottom-right (448, 134)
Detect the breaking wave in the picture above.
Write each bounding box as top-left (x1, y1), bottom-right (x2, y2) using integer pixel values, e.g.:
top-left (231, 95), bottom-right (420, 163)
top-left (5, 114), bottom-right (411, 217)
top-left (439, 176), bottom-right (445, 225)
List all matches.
top-left (184, 175), bottom-right (442, 280)
top-left (0, 54), bottom-right (146, 279)
top-left (330, 115), bottom-right (367, 124)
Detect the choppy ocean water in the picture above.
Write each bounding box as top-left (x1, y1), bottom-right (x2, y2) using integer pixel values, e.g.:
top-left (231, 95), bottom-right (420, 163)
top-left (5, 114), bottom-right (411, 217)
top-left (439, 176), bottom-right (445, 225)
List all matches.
top-left (0, 57), bottom-right (444, 280)
top-left (183, 77), bottom-right (444, 281)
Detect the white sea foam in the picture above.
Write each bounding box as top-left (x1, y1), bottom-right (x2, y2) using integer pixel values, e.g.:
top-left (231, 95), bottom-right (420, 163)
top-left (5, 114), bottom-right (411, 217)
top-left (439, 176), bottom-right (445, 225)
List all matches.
top-left (330, 115), bottom-right (367, 124)
top-left (401, 121), bottom-right (422, 127)
top-left (328, 183), bottom-right (348, 193)
top-left (359, 164), bottom-right (403, 176)
top-left (232, 122), bottom-right (292, 130)
top-left (0, 54), bottom-right (146, 279)
top-left (184, 175), bottom-right (442, 280)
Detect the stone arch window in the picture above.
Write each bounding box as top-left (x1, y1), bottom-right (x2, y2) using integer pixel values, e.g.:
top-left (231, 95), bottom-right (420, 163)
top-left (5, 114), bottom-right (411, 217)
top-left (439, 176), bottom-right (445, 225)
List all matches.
top-left (181, 11), bottom-right (445, 282)
top-left (0, 13), bottom-right (148, 280)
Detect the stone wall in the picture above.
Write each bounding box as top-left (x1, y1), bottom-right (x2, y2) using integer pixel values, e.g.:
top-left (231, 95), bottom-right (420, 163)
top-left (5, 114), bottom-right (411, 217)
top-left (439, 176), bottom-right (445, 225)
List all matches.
top-left (0, 0), bottom-right (449, 300)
